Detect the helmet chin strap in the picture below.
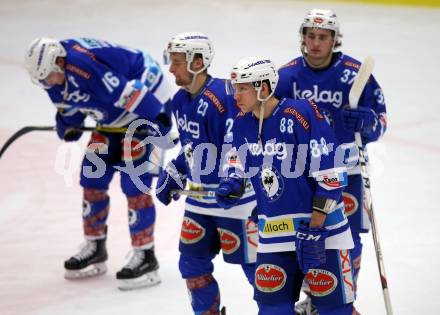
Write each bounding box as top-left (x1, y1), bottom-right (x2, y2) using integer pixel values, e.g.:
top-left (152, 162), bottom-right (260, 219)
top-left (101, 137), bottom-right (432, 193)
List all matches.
top-left (183, 72), bottom-right (198, 94)
top-left (184, 59), bottom-right (206, 94)
top-left (256, 88), bottom-right (271, 144)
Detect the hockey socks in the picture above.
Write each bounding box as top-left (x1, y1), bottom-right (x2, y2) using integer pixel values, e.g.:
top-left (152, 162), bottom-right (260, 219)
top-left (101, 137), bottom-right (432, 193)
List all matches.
top-left (186, 274), bottom-right (221, 315)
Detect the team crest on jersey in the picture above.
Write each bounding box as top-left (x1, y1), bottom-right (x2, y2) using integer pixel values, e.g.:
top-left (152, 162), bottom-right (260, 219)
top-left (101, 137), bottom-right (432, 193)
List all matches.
top-left (342, 192), bottom-right (358, 216)
top-left (260, 165), bottom-right (284, 201)
top-left (181, 217), bottom-right (205, 244)
top-left (255, 264), bottom-right (287, 293)
top-left (305, 269), bottom-right (338, 297)
top-left (217, 228), bottom-right (240, 254)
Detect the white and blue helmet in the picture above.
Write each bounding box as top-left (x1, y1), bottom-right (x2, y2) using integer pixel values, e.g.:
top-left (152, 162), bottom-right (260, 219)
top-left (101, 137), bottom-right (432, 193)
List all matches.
top-left (164, 32), bottom-right (214, 74)
top-left (24, 37), bottom-right (66, 86)
top-left (300, 9), bottom-right (341, 48)
top-left (230, 56), bottom-right (278, 101)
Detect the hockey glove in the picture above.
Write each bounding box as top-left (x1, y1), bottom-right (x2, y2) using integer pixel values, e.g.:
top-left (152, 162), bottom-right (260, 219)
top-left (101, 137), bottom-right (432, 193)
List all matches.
top-left (155, 160), bottom-right (187, 206)
top-left (341, 106), bottom-right (378, 138)
top-left (295, 222), bottom-right (329, 274)
top-left (215, 177), bottom-right (245, 209)
top-left (55, 112), bottom-right (83, 142)
top-left (142, 112), bottom-right (178, 150)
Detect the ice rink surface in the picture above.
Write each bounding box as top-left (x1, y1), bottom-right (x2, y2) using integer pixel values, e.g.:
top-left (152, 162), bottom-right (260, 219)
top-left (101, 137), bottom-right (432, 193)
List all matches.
top-left (0, 0), bottom-right (439, 314)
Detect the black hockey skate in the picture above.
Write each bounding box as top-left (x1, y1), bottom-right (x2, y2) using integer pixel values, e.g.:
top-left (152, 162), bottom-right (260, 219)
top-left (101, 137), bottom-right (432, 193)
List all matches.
top-left (116, 247), bottom-right (160, 290)
top-left (64, 238), bottom-right (108, 279)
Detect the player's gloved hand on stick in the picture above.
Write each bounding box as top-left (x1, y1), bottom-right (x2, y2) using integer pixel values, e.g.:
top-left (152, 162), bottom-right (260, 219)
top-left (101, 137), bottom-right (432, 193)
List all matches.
top-left (155, 160), bottom-right (186, 206)
top-left (55, 112), bottom-right (83, 142)
top-left (341, 106), bottom-right (377, 138)
top-left (295, 222), bottom-right (329, 274)
top-left (149, 112), bottom-right (178, 149)
top-left (215, 177), bottom-right (245, 209)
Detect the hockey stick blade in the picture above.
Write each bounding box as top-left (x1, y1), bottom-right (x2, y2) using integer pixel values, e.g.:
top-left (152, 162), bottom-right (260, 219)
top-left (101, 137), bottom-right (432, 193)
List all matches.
top-left (0, 126), bottom-right (55, 159)
top-left (0, 125), bottom-right (150, 160)
top-left (349, 56), bottom-right (375, 109)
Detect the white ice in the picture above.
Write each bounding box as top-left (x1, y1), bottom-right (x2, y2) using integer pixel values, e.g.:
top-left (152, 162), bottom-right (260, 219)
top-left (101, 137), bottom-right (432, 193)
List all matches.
top-left (0, 1), bottom-right (439, 314)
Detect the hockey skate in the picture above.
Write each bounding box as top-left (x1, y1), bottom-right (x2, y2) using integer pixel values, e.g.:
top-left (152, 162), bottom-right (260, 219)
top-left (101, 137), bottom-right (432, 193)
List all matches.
top-left (116, 248), bottom-right (160, 290)
top-left (295, 296), bottom-right (318, 315)
top-left (64, 238), bottom-right (108, 279)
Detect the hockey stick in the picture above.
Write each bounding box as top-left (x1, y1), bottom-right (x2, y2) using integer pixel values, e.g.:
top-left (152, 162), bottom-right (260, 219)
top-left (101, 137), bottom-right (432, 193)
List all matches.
top-left (171, 189), bottom-right (241, 199)
top-left (0, 125), bottom-right (147, 159)
top-left (172, 189), bottom-right (216, 198)
top-left (349, 56), bottom-right (393, 315)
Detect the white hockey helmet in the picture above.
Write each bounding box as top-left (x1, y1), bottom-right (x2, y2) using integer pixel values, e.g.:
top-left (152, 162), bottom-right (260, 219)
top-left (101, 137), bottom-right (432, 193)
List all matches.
top-left (164, 32), bottom-right (214, 74)
top-left (230, 56), bottom-right (278, 102)
top-left (24, 37), bottom-right (66, 86)
top-left (299, 9), bottom-right (341, 47)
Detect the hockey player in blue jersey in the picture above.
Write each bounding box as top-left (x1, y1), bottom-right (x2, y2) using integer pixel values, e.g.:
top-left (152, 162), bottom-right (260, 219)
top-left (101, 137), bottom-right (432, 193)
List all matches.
top-left (24, 37), bottom-right (175, 290)
top-left (155, 32), bottom-right (257, 314)
top-left (215, 56), bottom-right (355, 315)
top-left (274, 9), bottom-right (387, 314)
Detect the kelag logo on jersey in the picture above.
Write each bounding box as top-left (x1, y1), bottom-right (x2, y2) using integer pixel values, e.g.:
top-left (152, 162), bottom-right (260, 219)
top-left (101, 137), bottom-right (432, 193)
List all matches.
top-left (293, 82), bottom-right (343, 108)
top-left (175, 110), bottom-right (200, 139)
top-left (245, 138), bottom-right (287, 160)
top-left (259, 165), bottom-right (284, 201)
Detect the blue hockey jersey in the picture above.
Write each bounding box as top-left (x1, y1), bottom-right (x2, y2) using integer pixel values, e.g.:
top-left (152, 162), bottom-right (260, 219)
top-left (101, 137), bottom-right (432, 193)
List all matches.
top-left (168, 76), bottom-right (256, 219)
top-left (46, 38), bottom-right (172, 128)
top-left (275, 53), bottom-right (387, 174)
top-left (228, 98), bottom-right (353, 253)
